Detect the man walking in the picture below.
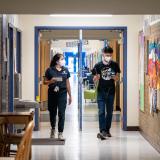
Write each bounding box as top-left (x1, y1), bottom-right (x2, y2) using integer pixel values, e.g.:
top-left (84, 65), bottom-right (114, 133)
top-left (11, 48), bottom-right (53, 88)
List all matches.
top-left (92, 46), bottom-right (121, 139)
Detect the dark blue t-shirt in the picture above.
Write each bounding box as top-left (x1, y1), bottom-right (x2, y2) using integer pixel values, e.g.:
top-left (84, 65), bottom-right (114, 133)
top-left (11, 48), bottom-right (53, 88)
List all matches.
top-left (92, 61), bottom-right (121, 92)
top-left (45, 66), bottom-right (70, 92)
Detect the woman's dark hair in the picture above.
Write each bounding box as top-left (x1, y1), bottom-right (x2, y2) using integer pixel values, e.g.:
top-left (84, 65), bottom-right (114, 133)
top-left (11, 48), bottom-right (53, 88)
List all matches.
top-left (102, 46), bottom-right (113, 54)
top-left (50, 53), bottom-right (63, 67)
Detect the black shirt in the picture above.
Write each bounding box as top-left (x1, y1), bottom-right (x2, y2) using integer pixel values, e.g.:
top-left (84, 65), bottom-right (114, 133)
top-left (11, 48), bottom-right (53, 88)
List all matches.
top-left (45, 66), bottom-right (70, 92)
top-left (92, 61), bottom-right (121, 92)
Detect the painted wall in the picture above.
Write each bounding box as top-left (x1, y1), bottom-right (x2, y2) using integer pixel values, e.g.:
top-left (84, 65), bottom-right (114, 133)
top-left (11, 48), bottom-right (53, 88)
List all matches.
top-left (18, 15), bottom-right (143, 126)
top-left (139, 15), bottom-right (160, 153)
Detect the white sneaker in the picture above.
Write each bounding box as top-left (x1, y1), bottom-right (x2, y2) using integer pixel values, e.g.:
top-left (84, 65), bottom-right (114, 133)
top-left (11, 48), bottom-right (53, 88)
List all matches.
top-left (50, 129), bottom-right (56, 139)
top-left (58, 132), bottom-right (64, 140)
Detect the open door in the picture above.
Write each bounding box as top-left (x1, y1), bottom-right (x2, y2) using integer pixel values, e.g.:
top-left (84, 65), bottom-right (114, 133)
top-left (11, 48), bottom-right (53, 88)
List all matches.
top-left (119, 33), bottom-right (124, 129)
top-left (78, 30), bottom-right (83, 131)
top-left (38, 40), bottom-right (51, 110)
top-left (109, 40), bottom-right (120, 111)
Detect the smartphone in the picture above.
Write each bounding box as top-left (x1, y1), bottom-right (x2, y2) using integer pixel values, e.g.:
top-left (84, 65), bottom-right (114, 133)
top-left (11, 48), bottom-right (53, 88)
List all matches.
top-left (54, 77), bottom-right (63, 81)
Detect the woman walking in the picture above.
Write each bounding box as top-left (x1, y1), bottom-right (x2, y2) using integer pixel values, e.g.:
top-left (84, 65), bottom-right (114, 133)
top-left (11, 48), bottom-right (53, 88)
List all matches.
top-left (44, 53), bottom-right (72, 140)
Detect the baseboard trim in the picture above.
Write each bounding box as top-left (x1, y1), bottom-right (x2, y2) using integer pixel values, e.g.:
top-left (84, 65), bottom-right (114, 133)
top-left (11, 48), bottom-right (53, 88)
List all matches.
top-left (126, 126), bottom-right (139, 131)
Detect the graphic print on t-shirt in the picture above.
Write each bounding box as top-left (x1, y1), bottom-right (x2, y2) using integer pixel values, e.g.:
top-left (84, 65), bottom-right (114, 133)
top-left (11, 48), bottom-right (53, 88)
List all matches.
top-left (101, 66), bottom-right (115, 80)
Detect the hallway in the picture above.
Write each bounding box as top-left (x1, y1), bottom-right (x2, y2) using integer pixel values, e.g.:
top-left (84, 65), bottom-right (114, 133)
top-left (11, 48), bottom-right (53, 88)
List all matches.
top-left (32, 74), bottom-right (160, 160)
top-left (0, 13), bottom-right (160, 159)
top-left (32, 122), bottom-right (160, 160)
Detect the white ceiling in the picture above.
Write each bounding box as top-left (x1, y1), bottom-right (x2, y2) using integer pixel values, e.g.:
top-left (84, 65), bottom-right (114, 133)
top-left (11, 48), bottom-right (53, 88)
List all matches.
top-left (0, 0), bottom-right (160, 14)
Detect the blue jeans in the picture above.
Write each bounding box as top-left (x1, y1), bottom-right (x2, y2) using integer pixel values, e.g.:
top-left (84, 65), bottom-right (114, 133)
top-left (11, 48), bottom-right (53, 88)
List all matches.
top-left (97, 89), bottom-right (115, 133)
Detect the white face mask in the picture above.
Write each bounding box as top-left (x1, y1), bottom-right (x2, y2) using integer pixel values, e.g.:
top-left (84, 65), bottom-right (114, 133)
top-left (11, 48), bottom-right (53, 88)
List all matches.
top-left (58, 59), bottom-right (65, 67)
top-left (104, 56), bottom-right (112, 62)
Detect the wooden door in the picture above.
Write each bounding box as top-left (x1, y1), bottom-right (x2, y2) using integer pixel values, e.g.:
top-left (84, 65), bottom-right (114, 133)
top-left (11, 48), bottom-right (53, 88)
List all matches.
top-left (39, 40), bottom-right (50, 106)
top-left (110, 40), bottom-right (119, 111)
top-left (119, 36), bottom-right (124, 128)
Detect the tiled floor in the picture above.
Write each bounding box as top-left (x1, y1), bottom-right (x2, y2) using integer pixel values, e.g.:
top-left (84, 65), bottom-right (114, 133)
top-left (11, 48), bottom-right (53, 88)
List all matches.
top-left (32, 74), bottom-right (160, 160)
top-left (32, 122), bottom-right (160, 160)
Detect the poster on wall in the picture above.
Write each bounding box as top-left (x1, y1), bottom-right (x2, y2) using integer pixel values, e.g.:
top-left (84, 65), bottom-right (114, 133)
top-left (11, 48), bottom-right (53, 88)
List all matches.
top-left (139, 32), bottom-right (145, 112)
top-left (157, 39), bottom-right (160, 91)
top-left (148, 38), bottom-right (160, 112)
top-left (156, 38), bottom-right (160, 110)
top-left (144, 40), bottom-right (149, 74)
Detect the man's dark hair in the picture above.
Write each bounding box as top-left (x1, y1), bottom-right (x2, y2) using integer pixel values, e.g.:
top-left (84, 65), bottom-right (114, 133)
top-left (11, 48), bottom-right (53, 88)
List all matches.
top-left (102, 46), bottom-right (113, 54)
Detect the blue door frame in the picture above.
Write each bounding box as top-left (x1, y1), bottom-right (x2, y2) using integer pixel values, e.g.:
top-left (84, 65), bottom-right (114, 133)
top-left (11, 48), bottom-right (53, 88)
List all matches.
top-left (8, 24), bottom-right (14, 112)
top-left (16, 29), bottom-right (22, 74)
top-left (8, 25), bottom-right (22, 112)
top-left (35, 26), bottom-right (127, 130)
top-left (78, 31), bottom-right (83, 131)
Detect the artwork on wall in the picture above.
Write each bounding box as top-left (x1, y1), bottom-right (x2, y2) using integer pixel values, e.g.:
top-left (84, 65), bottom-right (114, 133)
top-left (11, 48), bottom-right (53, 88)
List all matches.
top-left (156, 39), bottom-right (160, 90)
top-left (145, 40), bottom-right (149, 74)
top-left (139, 32), bottom-right (145, 112)
top-left (148, 38), bottom-right (160, 113)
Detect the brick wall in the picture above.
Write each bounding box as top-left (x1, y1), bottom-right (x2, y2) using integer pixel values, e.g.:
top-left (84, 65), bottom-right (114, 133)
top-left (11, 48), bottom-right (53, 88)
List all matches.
top-left (139, 76), bottom-right (160, 152)
top-left (139, 23), bottom-right (160, 153)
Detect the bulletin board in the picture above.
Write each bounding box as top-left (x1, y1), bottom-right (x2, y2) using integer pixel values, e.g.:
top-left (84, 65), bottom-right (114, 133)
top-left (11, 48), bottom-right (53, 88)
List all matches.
top-left (138, 31), bottom-right (145, 112)
top-left (139, 21), bottom-right (160, 113)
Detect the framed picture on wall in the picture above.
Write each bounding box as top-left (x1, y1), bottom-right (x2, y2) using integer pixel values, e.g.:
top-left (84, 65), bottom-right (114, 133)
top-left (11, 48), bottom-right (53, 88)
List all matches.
top-left (148, 37), bottom-right (160, 113)
top-left (145, 39), bottom-right (149, 74)
top-left (157, 38), bottom-right (160, 110)
top-left (138, 31), bottom-right (145, 112)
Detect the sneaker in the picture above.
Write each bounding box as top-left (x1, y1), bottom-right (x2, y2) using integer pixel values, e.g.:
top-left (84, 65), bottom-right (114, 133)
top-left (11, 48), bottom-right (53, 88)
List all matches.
top-left (50, 129), bottom-right (56, 139)
top-left (97, 132), bottom-right (106, 140)
top-left (106, 131), bottom-right (112, 137)
top-left (102, 131), bottom-right (107, 137)
top-left (58, 132), bottom-right (64, 140)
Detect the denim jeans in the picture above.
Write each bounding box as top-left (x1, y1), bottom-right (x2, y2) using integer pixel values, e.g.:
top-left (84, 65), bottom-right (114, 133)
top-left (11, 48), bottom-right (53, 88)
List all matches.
top-left (48, 89), bottom-right (67, 132)
top-left (97, 88), bottom-right (115, 133)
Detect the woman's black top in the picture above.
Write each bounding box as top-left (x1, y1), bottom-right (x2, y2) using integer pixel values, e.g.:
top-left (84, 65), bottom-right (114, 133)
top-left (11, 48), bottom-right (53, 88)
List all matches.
top-left (45, 66), bottom-right (70, 93)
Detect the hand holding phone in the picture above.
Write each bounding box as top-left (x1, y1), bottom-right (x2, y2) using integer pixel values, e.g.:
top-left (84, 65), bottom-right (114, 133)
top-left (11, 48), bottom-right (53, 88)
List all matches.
top-left (93, 74), bottom-right (100, 82)
top-left (54, 77), bottom-right (63, 81)
top-left (51, 77), bottom-right (57, 83)
top-left (51, 77), bottom-right (62, 83)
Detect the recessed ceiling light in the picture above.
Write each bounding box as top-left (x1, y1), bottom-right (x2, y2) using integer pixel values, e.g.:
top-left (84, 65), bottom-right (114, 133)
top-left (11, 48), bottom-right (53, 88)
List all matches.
top-left (49, 14), bottom-right (113, 18)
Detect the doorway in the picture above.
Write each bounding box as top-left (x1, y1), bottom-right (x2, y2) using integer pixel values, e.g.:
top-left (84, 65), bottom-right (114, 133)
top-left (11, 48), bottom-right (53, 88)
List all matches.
top-left (35, 27), bottom-right (127, 130)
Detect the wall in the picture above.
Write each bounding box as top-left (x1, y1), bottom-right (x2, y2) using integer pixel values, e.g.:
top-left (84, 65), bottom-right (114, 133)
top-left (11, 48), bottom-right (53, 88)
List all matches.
top-left (0, 15), bottom-right (3, 112)
top-left (0, 14), bottom-right (21, 112)
top-left (139, 16), bottom-right (160, 152)
top-left (140, 75), bottom-right (160, 152)
top-left (18, 15), bottom-right (143, 126)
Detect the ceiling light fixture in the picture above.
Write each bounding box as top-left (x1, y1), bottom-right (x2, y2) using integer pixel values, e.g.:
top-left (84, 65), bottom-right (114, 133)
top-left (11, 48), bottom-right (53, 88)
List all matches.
top-left (49, 14), bottom-right (113, 18)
